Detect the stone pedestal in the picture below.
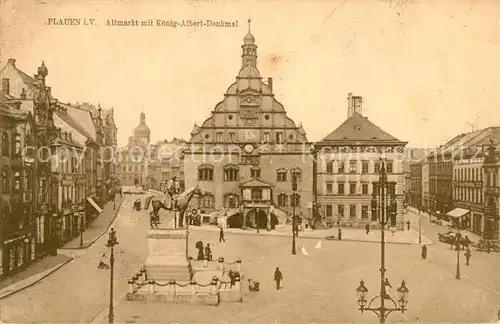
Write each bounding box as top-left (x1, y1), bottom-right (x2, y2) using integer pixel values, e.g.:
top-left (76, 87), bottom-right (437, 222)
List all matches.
top-left (144, 228), bottom-right (193, 282)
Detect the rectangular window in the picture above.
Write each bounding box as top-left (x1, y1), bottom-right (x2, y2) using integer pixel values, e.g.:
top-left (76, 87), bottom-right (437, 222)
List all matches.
top-left (338, 205), bottom-right (344, 217)
top-left (228, 132), bottom-right (235, 141)
top-left (349, 183), bottom-right (356, 195)
top-left (326, 161), bottom-right (333, 173)
top-left (362, 161), bottom-right (369, 173)
top-left (349, 205), bottom-right (356, 218)
top-left (386, 161), bottom-right (393, 173)
top-left (251, 189), bottom-right (262, 200)
top-left (326, 183), bottom-right (333, 194)
top-left (276, 132), bottom-right (283, 143)
top-left (224, 169), bottom-right (239, 181)
top-left (361, 206), bottom-right (368, 219)
top-left (338, 183), bottom-right (344, 195)
top-left (326, 205), bottom-right (333, 217)
top-left (350, 161), bottom-right (357, 173)
top-left (263, 133), bottom-right (270, 142)
top-left (278, 194), bottom-right (288, 207)
top-left (374, 162), bottom-right (381, 173)
top-left (251, 168), bottom-right (261, 178)
top-left (362, 183), bottom-right (368, 195)
top-left (216, 132), bottom-right (223, 142)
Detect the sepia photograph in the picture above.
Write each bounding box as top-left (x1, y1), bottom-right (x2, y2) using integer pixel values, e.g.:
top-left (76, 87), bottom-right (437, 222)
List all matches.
top-left (0, 0), bottom-right (499, 323)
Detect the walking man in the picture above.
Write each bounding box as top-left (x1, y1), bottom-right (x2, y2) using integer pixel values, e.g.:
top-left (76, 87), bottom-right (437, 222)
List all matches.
top-left (274, 267), bottom-right (283, 290)
top-left (205, 243), bottom-right (212, 261)
top-left (421, 245), bottom-right (427, 259)
top-left (365, 223), bottom-right (370, 235)
top-left (464, 249), bottom-right (471, 266)
top-left (219, 227), bottom-right (226, 242)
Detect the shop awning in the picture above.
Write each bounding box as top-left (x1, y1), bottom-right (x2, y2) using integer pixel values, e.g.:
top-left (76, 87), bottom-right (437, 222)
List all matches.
top-left (87, 196), bottom-right (103, 213)
top-left (446, 208), bottom-right (470, 218)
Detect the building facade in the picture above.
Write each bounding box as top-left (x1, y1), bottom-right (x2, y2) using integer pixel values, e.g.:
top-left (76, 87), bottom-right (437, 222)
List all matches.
top-left (482, 139), bottom-right (500, 240)
top-left (409, 161), bottom-right (422, 208)
top-left (315, 93), bottom-right (408, 229)
top-left (0, 91), bottom-right (37, 277)
top-left (148, 138), bottom-right (186, 191)
top-left (184, 21), bottom-right (313, 229)
top-left (422, 162), bottom-right (430, 211)
top-left (116, 112), bottom-right (151, 186)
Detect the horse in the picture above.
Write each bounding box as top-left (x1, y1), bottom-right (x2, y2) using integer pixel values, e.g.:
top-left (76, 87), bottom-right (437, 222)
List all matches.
top-left (144, 186), bottom-right (204, 229)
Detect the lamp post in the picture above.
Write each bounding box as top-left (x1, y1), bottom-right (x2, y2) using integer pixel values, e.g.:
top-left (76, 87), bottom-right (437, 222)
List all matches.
top-left (106, 228), bottom-right (118, 324)
top-left (291, 167), bottom-right (298, 255)
top-left (455, 225), bottom-right (460, 280)
top-left (357, 158), bottom-right (409, 323)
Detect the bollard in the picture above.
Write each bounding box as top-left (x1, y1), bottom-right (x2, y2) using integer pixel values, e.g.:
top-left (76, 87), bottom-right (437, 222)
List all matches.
top-left (234, 276), bottom-right (241, 292)
top-left (128, 279), bottom-right (135, 294)
top-left (169, 280), bottom-right (176, 295)
top-left (236, 258), bottom-right (242, 272)
top-left (190, 281), bottom-right (197, 296)
top-left (218, 257), bottom-right (224, 271)
top-left (210, 276), bottom-right (218, 295)
top-left (203, 257), bottom-right (208, 268)
top-left (149, 280), bottom-right (155, 294)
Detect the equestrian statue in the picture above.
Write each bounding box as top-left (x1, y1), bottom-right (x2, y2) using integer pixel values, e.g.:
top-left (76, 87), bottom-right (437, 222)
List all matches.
top-left (144, 177), bottom-right (203, 229)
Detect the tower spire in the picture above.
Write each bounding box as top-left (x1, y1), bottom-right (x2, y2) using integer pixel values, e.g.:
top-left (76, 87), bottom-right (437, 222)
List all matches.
top-left (242, 18), bottom-right (257, 67)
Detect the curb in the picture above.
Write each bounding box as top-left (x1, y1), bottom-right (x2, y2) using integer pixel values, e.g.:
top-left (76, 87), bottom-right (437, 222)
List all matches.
top-left (190, 227), bottom-right (434, 246)
top-left (0, 256), bottom-right (74, 301)
top-left (60, 199), bottom-right (124, 250)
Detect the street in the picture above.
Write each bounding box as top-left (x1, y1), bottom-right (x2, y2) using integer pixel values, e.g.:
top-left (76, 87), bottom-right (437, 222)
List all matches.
top-left (1, 195), bottom-right (499, 323)
top-left (0, 195), bottom-right (151, 323)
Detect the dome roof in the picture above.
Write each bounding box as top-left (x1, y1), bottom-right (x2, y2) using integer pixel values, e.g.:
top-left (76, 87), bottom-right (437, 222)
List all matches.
top-left (243, 32), bottom-right (255, 45)
top-left (134, 112), bottom-right (150, 136)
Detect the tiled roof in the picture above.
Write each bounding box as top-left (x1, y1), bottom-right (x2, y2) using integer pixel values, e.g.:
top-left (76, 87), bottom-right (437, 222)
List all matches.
top-left (53, 113), bottom-right (87, 146)
top-left (318, 113), bottom-right (404, 145)
top-left (58, 103), bottom-right (96, 143)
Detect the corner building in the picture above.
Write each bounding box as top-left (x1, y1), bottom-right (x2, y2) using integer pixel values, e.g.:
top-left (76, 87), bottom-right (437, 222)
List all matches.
top-left (184, 21), bottom-right (313, 229)
top-left (315, 94), bottom-right (408, 230)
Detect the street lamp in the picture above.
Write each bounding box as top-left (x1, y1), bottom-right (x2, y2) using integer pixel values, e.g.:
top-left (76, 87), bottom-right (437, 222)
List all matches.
top-left (106, 228), bottom-right (119, 324)
top-left (291, 167), bottom-right (298, 255)
top-left (357, 158), bottom-right (409, 323)
top-left (455, 224), bottom-right (460, 280)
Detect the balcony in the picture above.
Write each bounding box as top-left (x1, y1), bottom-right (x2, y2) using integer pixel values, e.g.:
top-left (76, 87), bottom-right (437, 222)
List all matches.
top-left (485, 186), bottom-right (500, 196)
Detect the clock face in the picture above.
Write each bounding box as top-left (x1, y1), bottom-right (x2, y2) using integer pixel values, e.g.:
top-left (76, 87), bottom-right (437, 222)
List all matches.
top-left (244, 144), bottom-right (254, 154)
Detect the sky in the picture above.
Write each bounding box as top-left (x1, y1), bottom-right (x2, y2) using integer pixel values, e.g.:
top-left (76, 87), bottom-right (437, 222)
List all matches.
top-left (1, 0), bottom-right (499, 148)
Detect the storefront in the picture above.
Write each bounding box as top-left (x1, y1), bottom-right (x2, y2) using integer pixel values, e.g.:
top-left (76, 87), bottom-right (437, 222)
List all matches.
top-left (472, 212), bottom-right (483, 235)
top-left (2, 231), bottom-right (35, 277)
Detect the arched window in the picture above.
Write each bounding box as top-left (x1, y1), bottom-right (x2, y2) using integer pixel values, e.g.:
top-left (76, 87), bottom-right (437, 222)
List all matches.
top-left (277, 193), bottom-right (288, 207)
top-left (200, 193), bottom-right (215, 209)
top-left (13, 133), bottom-right (21, 157)
top-left (223, 164), bottom-right (239, 182)
top-left (291, 192), bottom-right (301, 207)
top-left (250, 166), bottom-right (261, 178)
top-left (13, 172), bottom-right (21, 191)
top-left (276, 168), bottom-right (287, 182)
top-left (198, 164), bottom-right (214, 181)
top-left (1, 132), bottom-right (9, 157)
top-left (291, 167), bottom-right (302, 182)
top-left (224, 193), bottom-right (239, 208)
top-left (2, 167), bottom-right (10, 193)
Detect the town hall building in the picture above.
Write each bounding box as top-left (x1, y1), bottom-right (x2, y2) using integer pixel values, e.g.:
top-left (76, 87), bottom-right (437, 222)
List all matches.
top-left (184, 20), bottom-right (313, 229)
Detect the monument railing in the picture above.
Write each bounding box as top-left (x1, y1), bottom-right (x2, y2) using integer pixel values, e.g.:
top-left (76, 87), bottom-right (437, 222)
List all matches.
top-left (128, 272), bottom-right (238, 295)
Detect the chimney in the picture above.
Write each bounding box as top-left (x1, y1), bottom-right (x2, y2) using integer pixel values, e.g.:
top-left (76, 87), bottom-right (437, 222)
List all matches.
top-left (267, 77), bottom-right (273, 92)
top-left (2, 78), bottom-right (9, 95)
top-left (20, 88), bottom-right (26, 99)
top-left (347, 92), bottom-right (363, 118)
top-left (7, 58), bottom-right (15, 67)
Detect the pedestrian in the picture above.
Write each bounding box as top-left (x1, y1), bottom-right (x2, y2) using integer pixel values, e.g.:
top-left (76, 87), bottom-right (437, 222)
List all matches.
top-left (205, 243), bottom-right (212, 261)
top-left (407, 220), bottom-right (410, 231)
top-left (421, 245), bottom-right (427, 259)
top-left (98, 253), bottom-right (110, 269)
top-left (487, 240), bottom-right (491, 253)
top-left (464, 249), bottom-right (471, 266)
top-left (338, 228), bottom-right (342, 241)
top-left (273, 267), bottom-right (283, 290)
top-left (196, 241), bottom-right (205, 261)
top-left (219, 227), bottom-right (226, 242)
top-left (365, 223), bottom-right (370, 235)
